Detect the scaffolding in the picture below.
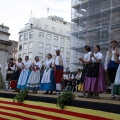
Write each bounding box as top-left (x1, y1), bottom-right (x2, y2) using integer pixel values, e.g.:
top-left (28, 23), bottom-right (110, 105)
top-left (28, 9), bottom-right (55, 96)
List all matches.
top-left (70, 0), bottom-right (120, 71)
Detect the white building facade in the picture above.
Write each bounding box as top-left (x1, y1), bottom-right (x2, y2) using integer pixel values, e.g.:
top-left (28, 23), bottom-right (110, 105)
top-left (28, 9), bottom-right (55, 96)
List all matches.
top-left (18, 16), bottom-right (71, 68)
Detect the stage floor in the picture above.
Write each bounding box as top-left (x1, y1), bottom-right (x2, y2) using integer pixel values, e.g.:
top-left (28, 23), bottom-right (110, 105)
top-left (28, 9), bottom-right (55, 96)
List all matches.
top-left (0, 90), bottom-right (120, 119)
top-left (0, 90), bottom-right (120, 105)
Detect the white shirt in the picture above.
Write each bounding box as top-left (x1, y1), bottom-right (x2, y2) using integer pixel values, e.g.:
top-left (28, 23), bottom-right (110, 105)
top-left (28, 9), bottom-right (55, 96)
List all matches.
top-left (34, 61), bottom-right (42, 70)
top-left (45, 58), bottom-right (54, 68)
top-left (92, 52), bottom-right (103, 63)
top-left (104, 50), bottom-right (116, 70)
top-left (15, 62), bottom-right (23, 71)
top-left (55, 55), bottom-right (66, 69)
top-left (23, 60), bottom-right (31, 70)
top-left (6, 63), bottom-right (15, 71)
top-left (84, 52), bottom-right (92, 61)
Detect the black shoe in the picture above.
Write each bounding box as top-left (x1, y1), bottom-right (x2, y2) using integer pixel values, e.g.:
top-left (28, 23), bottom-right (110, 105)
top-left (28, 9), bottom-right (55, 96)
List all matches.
top-left (43, 91), bottom-right (49, 94)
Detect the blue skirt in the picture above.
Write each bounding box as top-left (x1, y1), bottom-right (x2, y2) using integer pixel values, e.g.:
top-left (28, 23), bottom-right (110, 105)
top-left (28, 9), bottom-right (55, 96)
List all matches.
top-left (17, 70), bottom-right (31, 90)
top-left (40, 69), bottom-right (56, 91)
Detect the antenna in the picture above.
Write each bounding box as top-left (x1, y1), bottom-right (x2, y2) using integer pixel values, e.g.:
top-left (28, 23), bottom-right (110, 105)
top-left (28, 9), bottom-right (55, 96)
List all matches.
top-left (30, 10), bottom-right (32, 19)
top-left (47, 8), bottom-right (49, 18)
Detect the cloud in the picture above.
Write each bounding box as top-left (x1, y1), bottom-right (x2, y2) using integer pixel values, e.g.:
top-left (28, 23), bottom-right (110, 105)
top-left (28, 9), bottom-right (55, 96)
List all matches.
top-left (0, 0), bottom-right (71, 40)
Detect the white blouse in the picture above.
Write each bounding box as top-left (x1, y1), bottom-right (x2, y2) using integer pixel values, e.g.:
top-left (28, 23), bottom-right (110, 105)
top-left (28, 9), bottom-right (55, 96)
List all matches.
top-left (104, 50), bottom-right (117, 70)
top-left (84, 52), bottom-right (92, 61)
top-left (55, 55), bottom-right (66, 69)
top-left (34, 61), bottom-right (42, 69)
top-left (15, 62), bottom-right (23, 71)
top-left (92, 52), bottom-right (103, 63)
top-left (45, 58), bottom-right (54, 68)
top-left (24, 60), bottom-right (31, 70)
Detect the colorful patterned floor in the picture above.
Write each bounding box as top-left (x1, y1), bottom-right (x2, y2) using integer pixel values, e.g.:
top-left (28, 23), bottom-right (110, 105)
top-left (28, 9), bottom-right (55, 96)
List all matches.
top-left (0, 97), bottom-right (120, 120)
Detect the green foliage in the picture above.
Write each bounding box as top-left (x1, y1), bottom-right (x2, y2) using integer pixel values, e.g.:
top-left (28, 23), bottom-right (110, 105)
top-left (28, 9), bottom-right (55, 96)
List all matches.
top-left (13, 89), bottom-right (28, 103)
top-left (57, 91), bottom-right (76, 109)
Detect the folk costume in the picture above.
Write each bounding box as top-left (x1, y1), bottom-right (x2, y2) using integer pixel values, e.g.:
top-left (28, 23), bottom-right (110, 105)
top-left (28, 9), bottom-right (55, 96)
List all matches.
top-left (78, 52), bottom-right (92, 92)
top-left (17, 60), bottom-right (31, 90)
top-left (40, 58), bottom-right (56, 91)
top-left (84, 52), bottom-right (106, 93)
top-left (54, 54), bottom-right (66, 94)
top-left (10, 62), bottom-right (23, 90)
top-left (27, 61), bottom-right (42, 90)
top-left (105, 47), bottom-right (120, 84)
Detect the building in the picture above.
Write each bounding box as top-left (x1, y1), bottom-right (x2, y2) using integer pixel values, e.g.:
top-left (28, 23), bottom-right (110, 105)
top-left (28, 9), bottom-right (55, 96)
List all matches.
top-left (18, 16), bottom-right (71, 68)
top-left (0, 24), bottom-right (12, 80)
top-left (8, 40), bottom-right (18, 61)
top-left (0, 24), bottom-right (18, 80)
top-left (70, 0), bottom-right (120, 71)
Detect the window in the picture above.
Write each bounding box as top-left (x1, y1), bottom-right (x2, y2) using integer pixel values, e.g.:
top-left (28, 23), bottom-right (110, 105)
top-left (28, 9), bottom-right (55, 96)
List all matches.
top-left (53, 45), bottom-right (58, 50)
top-left (38, 42), bottom-right (43, 48)
top-left (61, 37), bottom-right (65, 43)
top-left (38, 53), bottom-right (43, 60)
top-left (66, 31), bottom-right (70, 34)
top-left (19, 35), bottom-right (23, 41)
top-left (46, 34), bottom-right (51, 40)
top-left (28, 52), bottom-right (32, 59)
top-left (60, 47), bottom-right (64, 52)
top-left (29, 42), bottom-right (33, 49)
top-left (60, 29), bottom-right (62, 33)
top-left (45, 25), bottom-right (48, 30)
top-left (46, 44), bottom-right (51, 49)
top-left (24, 33), bottom-right (28, 40)
top-left (54, 36), bottom-right (58, 41)
top-left (23, 53), bottom-right (27, 59)
top-left (52, 27), bottom-right (55, 31)
top-left (19, 45), bottom-right (22, 51)
top-left (39, 32), bottom-right (44, 38)
top-left (23, 43), bottom-right (27, 50)
top-left (66, 49), bottom-right (70, 55)
top-left (29, 31), bottom-right (33, 39)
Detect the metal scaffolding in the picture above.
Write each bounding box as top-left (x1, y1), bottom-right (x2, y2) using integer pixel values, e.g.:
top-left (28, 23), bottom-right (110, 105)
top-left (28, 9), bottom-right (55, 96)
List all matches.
top-left (70, 0), bottom-right (120, 71)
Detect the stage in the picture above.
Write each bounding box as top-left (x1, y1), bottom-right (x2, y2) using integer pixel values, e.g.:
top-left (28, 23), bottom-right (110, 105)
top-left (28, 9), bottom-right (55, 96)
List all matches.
top-left (0, 90), bottom-right (120, 120)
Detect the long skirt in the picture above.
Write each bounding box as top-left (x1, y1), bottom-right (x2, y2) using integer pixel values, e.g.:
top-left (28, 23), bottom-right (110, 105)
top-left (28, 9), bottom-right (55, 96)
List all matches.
top-left (78, 64), bottom-right (89, 92)
top-left (40, 68), bottom-right (56, 91)
top-left (84, 63), bottom-right (106, 92)
top-left (113, 65), bottom-right (120, 95)
top-left (10, 70), bottom-right (21, 89)
top-left (0, 71), bottom-right (4, 88)
top-left (17, 70), bottom-right (31, 90)
top-left (27, 70), bottom-right (40, 90)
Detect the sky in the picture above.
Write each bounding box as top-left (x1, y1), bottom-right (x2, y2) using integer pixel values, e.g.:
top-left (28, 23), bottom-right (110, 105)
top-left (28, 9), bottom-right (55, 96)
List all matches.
top-left (0, 0), bottom-right (71, 41)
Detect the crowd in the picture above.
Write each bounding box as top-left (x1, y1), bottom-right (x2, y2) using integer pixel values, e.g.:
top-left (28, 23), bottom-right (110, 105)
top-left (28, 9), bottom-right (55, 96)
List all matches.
top-left (0, 40), bottom-right (120, 100)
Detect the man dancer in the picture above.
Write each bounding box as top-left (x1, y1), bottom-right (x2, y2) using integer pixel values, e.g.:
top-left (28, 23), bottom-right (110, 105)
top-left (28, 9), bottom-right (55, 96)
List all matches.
top-left (54, 48), bottom-right (66, 94)
top-left (104, 40), bottom-right (120, 98)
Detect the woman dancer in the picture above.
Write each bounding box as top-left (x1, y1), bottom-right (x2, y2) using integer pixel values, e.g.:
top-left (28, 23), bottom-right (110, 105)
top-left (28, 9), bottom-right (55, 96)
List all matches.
top-left (40, 53), bottom-right (56, 94)
top-left (84, 45), bottom-right (105, 98)
top-left (110, 54), bottom-right (120, 100)
top-left (27, 56), bottom-right (42, 94)
top-left (78, 45), bottom-right (92, 96)
top-left (17, 56), bottom-right (31, 91)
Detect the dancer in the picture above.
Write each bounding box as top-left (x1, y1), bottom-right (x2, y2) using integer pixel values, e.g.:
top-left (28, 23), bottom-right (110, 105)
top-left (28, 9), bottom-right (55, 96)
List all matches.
top-left (110, 54), bottom-right (120, 99)
top-left (10, 57), bottom-right (23, 91)
top-left (27, 56), bottom-right (42, 94)
top-left (6, 58), bottom-right (15, 90)
top-left (104, 40), bottom-right (120, 97)
top-left (54, 48), bottom-right (66, 94)
top-left (40, 53), bottom-right (56, 94)
top-left (17, 56), bottom-right (31, 91)
top-left (84, 45), bottom-right (104, 98)
top-left (78, 45), bottom-right (91, 96)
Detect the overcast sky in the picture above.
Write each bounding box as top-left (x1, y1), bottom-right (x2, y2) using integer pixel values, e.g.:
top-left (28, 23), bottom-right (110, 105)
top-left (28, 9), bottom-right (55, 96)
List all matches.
top-left (0, 0), bottom-right (71, 41)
